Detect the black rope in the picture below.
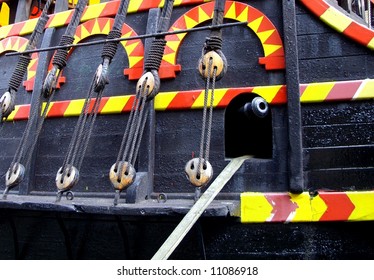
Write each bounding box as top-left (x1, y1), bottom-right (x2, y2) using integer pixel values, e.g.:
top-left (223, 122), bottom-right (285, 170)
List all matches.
top-left (144, 38), bottom-right (166, 71)
top-left (204, 36), bottom-right (222, 52)
top-left (101, 29), bottom-right (122, 61)
top-left (52, 35), bottom-right (75, 69)
top-left (8, 55), bottom-right (32, 91)
top-left (56, 0), bottom-right (131, 197)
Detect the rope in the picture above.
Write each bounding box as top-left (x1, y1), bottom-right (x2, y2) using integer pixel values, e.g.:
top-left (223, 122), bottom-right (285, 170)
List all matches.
top-left (144, 38), bottom-right (166, 71)
top-left (56, 0), bottom-right (131, 196)
top-left (3, 0), bottom-right (89, 192)
top-left (187, 0), bottom-right (226, 187)
top-left (111, 0), bottom-right (175, 195)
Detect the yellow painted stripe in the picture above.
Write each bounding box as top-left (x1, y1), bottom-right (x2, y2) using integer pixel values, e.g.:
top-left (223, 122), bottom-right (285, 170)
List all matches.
top-left (300, 82), bottom-right (335, 103)
top-left (240, 192), bottom-right (273, 223)
top-left (367, 37), bottom-right (374, 50)
top-left (252, 85), bottom-right (283, 103)
top-left (64, 99), bottom-right (85, 117)
top-left (80, 4), bottom-right (105, 22)
top-left (48, 11), bottom-right (71, 28)
top-left (191, 89), bottom-right (227, 109)
top-left (0, 24), bottom-right (12, 39)
top-left (347, 191), bottom-right (374, 221)
top-left (154, 92), bottom-right (178, 111)
top-left (354, 79), bottom-right (374, 100)
top-left (310, 194), bottom-right (328, 221)
top-left (100, 96), bottom-right (131, 114)
top-left (6, 106), bottom-right (20, 121)
top-left (320, 7), bottom-right (353, 33)
top-left (19, 19), bottom-right (38, 36)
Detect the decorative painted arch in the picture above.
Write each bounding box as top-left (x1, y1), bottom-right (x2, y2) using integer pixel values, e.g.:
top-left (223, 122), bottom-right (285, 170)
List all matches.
top-left (299, 0), bottom-right (374, 49)
top-left (0, 36), bottom-right (38, 91)
top-left (160, 1), bottom-right (285, 78)
top-left (72, 18), bottom-right (144, 80)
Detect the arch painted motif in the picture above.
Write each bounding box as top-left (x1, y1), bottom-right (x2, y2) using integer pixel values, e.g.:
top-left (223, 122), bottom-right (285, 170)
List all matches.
top-left (0, 36), bottom-right (38, 91)
top-left (73, 18), bottom-right (144, 80)
top-left (160, 1), bottom-right (285, 78)
top-left (299, 0), bottom-right (374, 50)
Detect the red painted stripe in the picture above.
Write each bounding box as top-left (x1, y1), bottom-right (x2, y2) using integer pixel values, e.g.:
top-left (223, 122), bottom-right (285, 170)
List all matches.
top-left (217, 88), bottom-right (251, 107)
top-left (13, 105), bottom-right (30, 120)
top-left (343, 22), bottom-right (374, 46)
top-left (325, 80), bottom-right (362, 101)
top-left (270, 86), bottom-right (287, 104)
top-left (319, 192), bottom-right (355, 221)
top-left (166, 90), bottom-right (201, 110)
top-left (47, 100), bottom-right (71, 118)
top-left (122, 95), bottom-right (136, 112)
top-left (98, 1), bottom-right (119, 18)
top-left (299, 0), bottom-right (329, 17)
top-left (8, 22), bottom-right (24, 37)
top-left (265, 193), bottom-right (299, 222)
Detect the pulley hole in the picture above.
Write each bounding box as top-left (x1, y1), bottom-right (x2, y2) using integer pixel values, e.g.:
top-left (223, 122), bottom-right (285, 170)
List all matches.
top-left (202, 65), bottom-right (206, 71)
top-left (60, 179), bottom-right (64, 184)
top-left (203, 164), bottom-right (207, 170)
top-left (259, 102), bottom-right (266, 110)
top-left (67, 173), bottom-right (71, 177)
top-left (117, 178), bottom-right (121, 183)
top-left (190, 163), bottom-right (194, 170)
top-left (114, 168), bottom-right (117, 173)
top-left (124, 171), bottom-right (129, 176)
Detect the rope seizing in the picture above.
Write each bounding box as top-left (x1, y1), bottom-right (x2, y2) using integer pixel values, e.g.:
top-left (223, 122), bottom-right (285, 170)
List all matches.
top-left (109, 0), bottom-right (175, 206)
top-left (55, 0), bottom-right (131, 203)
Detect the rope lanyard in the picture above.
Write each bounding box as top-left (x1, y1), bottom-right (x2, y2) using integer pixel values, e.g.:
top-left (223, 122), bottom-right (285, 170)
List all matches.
top-left (109, 0), bottom-right (175, 206)
top-left (0, 0), bottom-right (53, 125)
top-left (55, 0), bottom-right (131, 202)
top-left (185, 0), bottom-right (227, 190)
top-left (2, 0), bottom-right (89, 200)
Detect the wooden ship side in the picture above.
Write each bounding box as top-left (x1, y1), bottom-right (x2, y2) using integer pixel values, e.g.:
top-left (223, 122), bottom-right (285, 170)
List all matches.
top-left (0, 0), bottom-right (373, 259)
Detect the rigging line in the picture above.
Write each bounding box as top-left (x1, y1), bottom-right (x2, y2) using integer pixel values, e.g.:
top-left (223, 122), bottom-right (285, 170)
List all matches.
top-left (6, 22), bottom-right (248, 57)
top-left (0, 0), bottom-right (53, 123)
top-left (56, 0), bottom-right (131, 198)
top-left (3, 0), bottom-right (89, 193)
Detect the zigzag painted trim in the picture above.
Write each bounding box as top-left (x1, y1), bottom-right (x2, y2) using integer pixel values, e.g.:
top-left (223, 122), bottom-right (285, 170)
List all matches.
top-left (299, 0), bottom-right (374, 50)
top-left (161, 0), bottom-right (285, 78)
top-left (6, 78), bottom-right (374, 121)
top-left (0, 0), bottom-right (210, 39)
top-left (241, 191), bottom-right (374, 223)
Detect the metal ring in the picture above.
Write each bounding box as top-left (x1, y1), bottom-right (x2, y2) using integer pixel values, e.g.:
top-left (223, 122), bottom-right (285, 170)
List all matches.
top-left (157, 193), bottom-right (168, 203)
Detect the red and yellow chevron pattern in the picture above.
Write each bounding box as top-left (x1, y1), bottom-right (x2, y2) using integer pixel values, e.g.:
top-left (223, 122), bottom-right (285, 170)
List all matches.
top-left (161, 1), bottom-right (285, 78)
top-left (0, 36), bottom-right (38, 91)
top-left (73, 18), bottom-right (144, 80)
top-left (6, 85), bottom-right (286, 121)
top-left (7, 78), bottom-right (374, 121)
top-left (241, 191), bottom-right (374, 223)
top-left (0, 0), bottom-right (209, 39)
top-left (299, 0), bottom-right (374, 50)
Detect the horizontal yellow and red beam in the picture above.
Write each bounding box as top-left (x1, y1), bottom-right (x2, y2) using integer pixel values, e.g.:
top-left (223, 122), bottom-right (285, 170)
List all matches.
top-left (0, 0), bottom-right (211, 39)
top-left (6, 78), bottom-right (374, 121)
top-left (241, 191), bottom-right (374, 223)
top-left (299, 0), bottom-right (374, 50)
